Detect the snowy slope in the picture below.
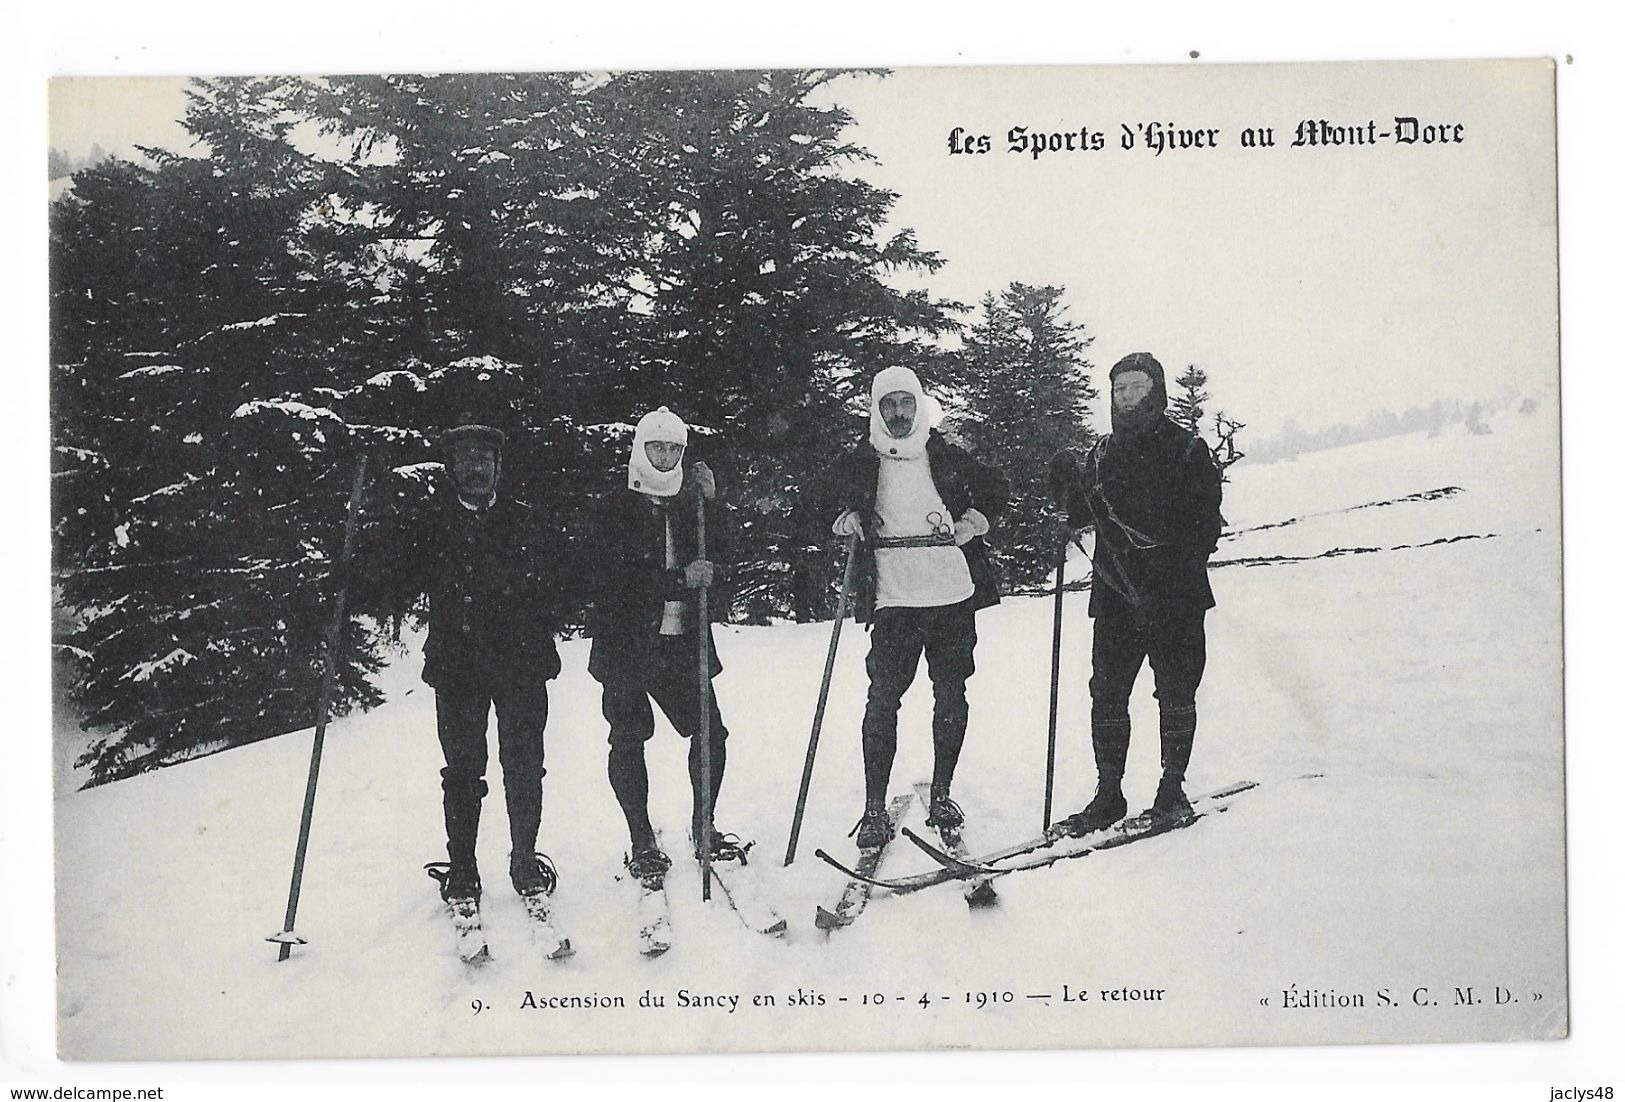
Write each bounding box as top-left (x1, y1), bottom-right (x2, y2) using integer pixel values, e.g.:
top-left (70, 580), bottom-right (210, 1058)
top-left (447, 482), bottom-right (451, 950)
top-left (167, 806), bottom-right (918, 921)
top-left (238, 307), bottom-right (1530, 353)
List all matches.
top-left (53, 407), bottom-right (1565, 1060)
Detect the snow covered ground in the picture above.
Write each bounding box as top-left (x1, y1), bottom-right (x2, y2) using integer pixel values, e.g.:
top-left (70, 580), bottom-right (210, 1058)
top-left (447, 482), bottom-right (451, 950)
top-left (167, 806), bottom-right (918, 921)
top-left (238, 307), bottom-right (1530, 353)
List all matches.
top-left (53, 407), bottom-right (1565, 1060)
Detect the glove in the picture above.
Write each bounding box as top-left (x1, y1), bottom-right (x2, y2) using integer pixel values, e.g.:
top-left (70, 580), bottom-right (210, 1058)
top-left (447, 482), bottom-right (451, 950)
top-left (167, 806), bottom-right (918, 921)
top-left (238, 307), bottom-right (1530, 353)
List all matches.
top-left (1047, 449), bottom-right (1081, 507)
top-left (952, 508), bottom-right (990, 547)
top-left (689, 461), bottom-right (718, 501)
top-left (832, 509), bottom-right (864, 538)
top-left (684, 560), bottom-right (716, 589)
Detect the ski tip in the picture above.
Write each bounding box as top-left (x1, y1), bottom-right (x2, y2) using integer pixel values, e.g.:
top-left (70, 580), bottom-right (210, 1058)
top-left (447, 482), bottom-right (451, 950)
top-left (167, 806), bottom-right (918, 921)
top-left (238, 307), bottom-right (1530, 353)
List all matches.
top-left (640, 942), bottom-right (671, 959)
top-left (461, 946), bottom-right (493, 966)
top-left (966, 881), bottom-right (1000, 908)
top-left (816, 847), bottom-right (862, 869)
top-left (814, 906), bottom-right (850, 931)
top-left (548, 940), bottom-right (575, 961)
top-left (764, 918), bottom-right (789, 937)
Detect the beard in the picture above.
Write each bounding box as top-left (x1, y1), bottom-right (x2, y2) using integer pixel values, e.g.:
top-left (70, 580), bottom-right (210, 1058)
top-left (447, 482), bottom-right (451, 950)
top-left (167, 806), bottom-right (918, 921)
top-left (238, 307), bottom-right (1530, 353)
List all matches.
top-left (1110, 398), bottom-right (1161, 438)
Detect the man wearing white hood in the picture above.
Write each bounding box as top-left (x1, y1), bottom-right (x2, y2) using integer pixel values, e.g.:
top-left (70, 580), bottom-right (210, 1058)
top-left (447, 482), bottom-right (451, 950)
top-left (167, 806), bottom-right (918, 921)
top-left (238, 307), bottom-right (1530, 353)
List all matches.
top-left (587, 407), bottom-right (742, 886)
top-left (829, 367), bottom-right (1010, 848)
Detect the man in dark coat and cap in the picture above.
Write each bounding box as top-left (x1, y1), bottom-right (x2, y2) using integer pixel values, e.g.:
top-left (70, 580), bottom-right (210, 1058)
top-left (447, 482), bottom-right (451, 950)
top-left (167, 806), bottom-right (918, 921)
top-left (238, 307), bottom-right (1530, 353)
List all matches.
top-left (1048, 352), bottom-right (1224, 833)
top-left (402, 420), bottom-right (563, 908)
top-left (827, 366), bottom-right (1010, 848)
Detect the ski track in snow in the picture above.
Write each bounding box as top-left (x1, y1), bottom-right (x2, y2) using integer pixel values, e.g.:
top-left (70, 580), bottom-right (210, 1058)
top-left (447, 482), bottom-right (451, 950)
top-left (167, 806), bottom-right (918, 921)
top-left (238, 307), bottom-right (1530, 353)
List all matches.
top-left (54, 411), bottom-right (1566, 1058)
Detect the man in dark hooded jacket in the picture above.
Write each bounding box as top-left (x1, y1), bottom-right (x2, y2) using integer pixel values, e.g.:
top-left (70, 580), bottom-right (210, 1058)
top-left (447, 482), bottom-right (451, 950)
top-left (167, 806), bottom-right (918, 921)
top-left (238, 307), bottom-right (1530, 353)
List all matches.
top-left (1048, 352), bottom-right (1224, 832)
top-left (827, 366), bottom-right (1009, 848)
top-left (586, 407), bottom-right (741, 888)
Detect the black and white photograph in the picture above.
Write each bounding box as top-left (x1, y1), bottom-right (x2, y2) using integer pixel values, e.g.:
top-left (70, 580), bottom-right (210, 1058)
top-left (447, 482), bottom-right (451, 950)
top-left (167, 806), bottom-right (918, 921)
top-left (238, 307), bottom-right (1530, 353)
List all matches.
top-left (18, 18), bottom-right (1612, 1084)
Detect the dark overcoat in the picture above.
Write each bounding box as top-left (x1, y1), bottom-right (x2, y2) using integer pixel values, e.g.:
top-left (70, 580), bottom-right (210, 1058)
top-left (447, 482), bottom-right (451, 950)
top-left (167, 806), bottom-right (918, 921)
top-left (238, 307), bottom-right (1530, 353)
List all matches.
top-left (1062, 414), bottom-right (1224, 621)
top-left (585, 482), bottom-right (723, 686)
top-left (411, 493), bottom-right (563, 690)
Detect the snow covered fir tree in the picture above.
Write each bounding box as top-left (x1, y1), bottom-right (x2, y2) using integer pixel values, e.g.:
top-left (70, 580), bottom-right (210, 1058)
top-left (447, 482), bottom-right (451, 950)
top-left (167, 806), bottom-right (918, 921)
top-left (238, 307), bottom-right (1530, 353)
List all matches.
top-left (1171, 364), bottom-right (1210, 432)
top-left (50, 73), bottom-right (1244, 784)
top-left (947, 283), bottom-right (1096, 590)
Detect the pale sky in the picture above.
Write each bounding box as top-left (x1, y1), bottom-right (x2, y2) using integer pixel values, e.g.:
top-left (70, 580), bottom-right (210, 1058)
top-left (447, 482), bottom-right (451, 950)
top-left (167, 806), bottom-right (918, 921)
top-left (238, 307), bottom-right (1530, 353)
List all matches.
top-left (49, 76), bottom-right (193, 160)
top-left (823, 61), bottom-right (1559, 436)
top-left (48, 61), bottom-right (1559, 437)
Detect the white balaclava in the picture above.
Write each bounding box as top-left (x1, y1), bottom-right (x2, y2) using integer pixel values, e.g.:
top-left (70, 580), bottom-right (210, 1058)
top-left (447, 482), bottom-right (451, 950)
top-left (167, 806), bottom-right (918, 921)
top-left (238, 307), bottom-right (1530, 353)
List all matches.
top-left (869, 365), bottom-right (932, 460)
top-left (627, 406), bottom-right (689, 497)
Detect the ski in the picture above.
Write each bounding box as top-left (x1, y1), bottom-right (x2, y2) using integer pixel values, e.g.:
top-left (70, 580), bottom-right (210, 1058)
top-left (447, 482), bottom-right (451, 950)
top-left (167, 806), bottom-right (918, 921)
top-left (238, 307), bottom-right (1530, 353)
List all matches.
top-left (685, 832), bottom-right (788, 937)
top-left (709, 857), bottom-right (788, 937)
top-left (426, 862), bottom-right (491, 965)
top-left (812, 792), bottom-right (914, 931)
top-left (900, 827), bottom-right (1000, 876)
top-left (446, 897), bottom-right (491, 965)
top-left (972, 781), bottom-right (1257, 879)
top-left (520, 891), bottom-right (574, 961)
top-left (814, 848), bottom-right (903, 891)
top-left (633, 878), bottom-right (672, 958)
top-left (909, 783), bottom-right (998, 908)
top-left (618, 837), bottom-right (674, 958)
top-left (867, 781), bottom-right (1258, 894)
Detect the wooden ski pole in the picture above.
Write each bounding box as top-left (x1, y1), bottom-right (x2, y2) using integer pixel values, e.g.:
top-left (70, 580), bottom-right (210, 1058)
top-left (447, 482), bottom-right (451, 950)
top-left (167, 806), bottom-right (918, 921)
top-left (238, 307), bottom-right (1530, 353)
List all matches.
top-left (1044, 532), bottom-right (1066, 832)
top-left (696, 492), bottom-right (713, 902)
top-left (784, 531), bottom-right (860, 866)
top-left (269, 454), bottom-right (368, 961)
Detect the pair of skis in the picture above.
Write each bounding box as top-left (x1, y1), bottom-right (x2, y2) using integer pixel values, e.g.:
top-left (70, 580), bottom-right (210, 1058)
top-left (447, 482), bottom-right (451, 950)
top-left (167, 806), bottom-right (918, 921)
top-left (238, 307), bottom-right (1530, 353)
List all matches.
top-left (426, 862), bottom-right (574, 967)
top-left (628, 863), bottom-right (789, 958)
top-left (445, 894), bottom-right (573, 966)
top-left (811, 785), bottom-right (1002, 931)
top-left (621, 836), bottom-right (788, 960)
top-left (816, 781), bottom-right (1257, 918)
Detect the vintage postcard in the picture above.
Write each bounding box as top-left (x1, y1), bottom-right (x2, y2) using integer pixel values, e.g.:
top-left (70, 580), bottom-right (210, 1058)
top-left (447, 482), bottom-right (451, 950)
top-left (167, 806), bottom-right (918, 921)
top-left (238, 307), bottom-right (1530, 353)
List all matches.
top-left (47, 58), bottom-right (1563, 1060)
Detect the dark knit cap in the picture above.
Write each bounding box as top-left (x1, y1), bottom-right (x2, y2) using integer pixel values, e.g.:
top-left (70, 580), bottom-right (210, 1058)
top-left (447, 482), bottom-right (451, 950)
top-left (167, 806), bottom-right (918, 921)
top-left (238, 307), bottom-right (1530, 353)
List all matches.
top-left (441, 423), bottom-right (505, 454)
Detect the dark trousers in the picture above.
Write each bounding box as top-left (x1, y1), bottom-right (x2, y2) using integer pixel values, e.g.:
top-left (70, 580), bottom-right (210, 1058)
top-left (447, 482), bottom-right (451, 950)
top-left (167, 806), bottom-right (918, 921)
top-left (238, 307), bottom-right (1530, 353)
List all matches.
top-left (1088, 609), bottom-right (1206, 783)
top-left (859, 599), bottom-right (977, 804)
top-left (435, 678), bottom-right (549, 871)
top-left (602, 638), bottom-right (730, 851)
